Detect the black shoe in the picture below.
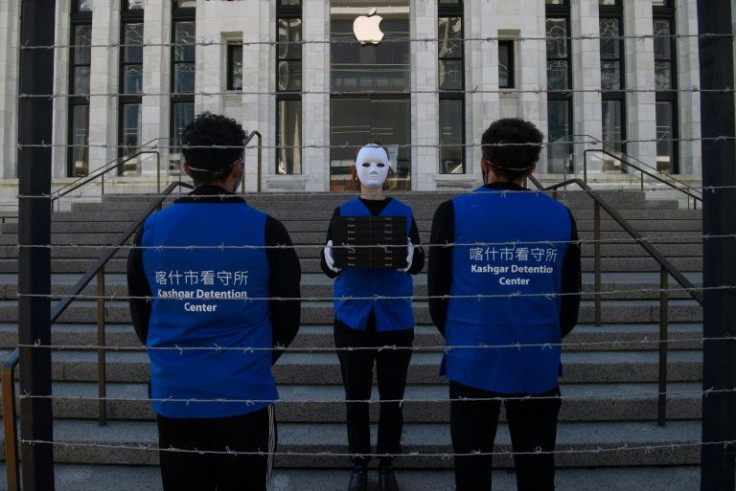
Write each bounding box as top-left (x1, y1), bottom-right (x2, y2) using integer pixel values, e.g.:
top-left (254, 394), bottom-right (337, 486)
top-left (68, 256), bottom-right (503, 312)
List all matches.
top-left (378, 466), bottom-right (400, 491)
top-left (348, 465), bottom-right (368, 491)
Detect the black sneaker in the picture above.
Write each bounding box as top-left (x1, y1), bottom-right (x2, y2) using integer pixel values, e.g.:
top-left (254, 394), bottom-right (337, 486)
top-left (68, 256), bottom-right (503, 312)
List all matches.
top-left (378, 466), bottom-right (400, 491)
top-left (348, 465), bottom-right (368, 491)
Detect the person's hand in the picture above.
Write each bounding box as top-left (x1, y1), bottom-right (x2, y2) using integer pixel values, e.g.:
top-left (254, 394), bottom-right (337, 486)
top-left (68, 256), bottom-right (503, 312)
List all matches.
top-left (324, 240), bottom-right (341, 273)
top-left (399, 238), bottom-right (414, 272)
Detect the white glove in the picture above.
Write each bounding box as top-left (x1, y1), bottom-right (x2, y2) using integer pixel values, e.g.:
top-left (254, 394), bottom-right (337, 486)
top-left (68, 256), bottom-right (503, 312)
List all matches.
top-left (324, 240), bottom-right (341, 273)
top-left (399, 238), bottom-right (414, 272)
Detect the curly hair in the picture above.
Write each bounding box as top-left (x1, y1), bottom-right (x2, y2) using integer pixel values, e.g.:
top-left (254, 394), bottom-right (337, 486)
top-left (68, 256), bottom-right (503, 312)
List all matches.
top-left (481, 118), bottom-right (543, 179)
top-left (181, 112), bottom-right (246, 181)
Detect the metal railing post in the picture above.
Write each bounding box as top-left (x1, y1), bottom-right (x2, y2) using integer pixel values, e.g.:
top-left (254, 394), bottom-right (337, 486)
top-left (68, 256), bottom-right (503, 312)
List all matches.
top-left (97, 269), bottom-right (107, 426)
top-left (658, 267), bottom-right (669, 426)
top-left (257, 132), bottom-right (262, 193)
top-left (241, 143), bottom-right (246, 195)
top-left (2, 348), bottom-right (21, 491)
top-left (594, 201), bottom-right (602, 326)
top-left (157, 152), bottom-right (161, 193)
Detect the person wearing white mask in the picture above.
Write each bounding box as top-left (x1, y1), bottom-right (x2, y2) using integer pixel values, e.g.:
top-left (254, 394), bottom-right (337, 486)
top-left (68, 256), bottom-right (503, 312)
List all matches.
top-left (321, 143), bottom-right (424, 491)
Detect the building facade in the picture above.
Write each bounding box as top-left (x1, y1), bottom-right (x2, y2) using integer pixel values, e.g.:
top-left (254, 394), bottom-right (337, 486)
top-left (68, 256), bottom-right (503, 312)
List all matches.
top-left (0, 0), bottom-right (710, 195)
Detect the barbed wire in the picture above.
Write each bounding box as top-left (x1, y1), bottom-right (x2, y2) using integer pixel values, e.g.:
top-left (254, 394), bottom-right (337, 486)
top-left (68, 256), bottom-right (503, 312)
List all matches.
top-left (13, 135), bottom-right (736, 151)
top-left (18, 32), bottom-right (736, 52)
top-left (13, 284), bottom-right (728, 303)
top-left (6, 234), bottom-right (716, 250)
top-left (14, 386), bottom-right (730, 407)
top-left (15, 87), bottom-right (735, 99)
top-left (4, 10), bottom-right (734, 474)
top-left (11, 331), bottom-right (722, 355)
top-left (16, 439), bottom-right (727, 460)
top-left (20, 182), bottom-right (723, 192)
top-left (14, 184), bottom-right (735, 200)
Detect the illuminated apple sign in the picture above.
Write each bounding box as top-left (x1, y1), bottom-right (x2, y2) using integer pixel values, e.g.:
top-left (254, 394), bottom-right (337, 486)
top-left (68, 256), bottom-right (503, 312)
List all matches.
top-left (353, 8), bottom-right (384, 45)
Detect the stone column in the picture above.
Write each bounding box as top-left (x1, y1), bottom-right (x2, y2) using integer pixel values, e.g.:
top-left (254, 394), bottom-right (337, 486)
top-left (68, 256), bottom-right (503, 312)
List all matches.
top-left (675, 0), bottom-right (702, 176)
top-left (0, 0), bottom-right (21, 179)
top-left (413, 0), bottom-right (439, 191)
top-left (570, 0), bottom-right (603, 176)
top-left (51, 0), bottom-right (72, 179)
top-left (300, 0), bottom-right (329, 192)
top-left (141, 0), bottom-right (171, 178)
top-left (624, 0), bottom-right (657, 169)
top-left (87, 0), bottom-right (120, 172)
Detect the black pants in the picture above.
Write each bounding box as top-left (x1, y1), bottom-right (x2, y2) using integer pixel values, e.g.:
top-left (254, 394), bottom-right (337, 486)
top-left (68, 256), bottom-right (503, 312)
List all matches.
top-left (157, 405), bottom-right (276, 491)
top-left (450, 381), bottom-right (562, 491)
top-left (334, 317), bottom-right (414, 466)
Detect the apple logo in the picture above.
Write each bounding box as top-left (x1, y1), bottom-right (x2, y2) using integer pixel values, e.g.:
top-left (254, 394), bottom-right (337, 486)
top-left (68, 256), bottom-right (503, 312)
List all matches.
top-left (353, 8), bottom-right (384, 45)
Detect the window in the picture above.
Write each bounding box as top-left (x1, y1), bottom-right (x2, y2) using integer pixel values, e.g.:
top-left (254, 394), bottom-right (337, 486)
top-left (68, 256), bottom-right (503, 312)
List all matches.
top-left (227, 43), bottom-right (243, 91)
top-left (600, 0), bottom-right (625, 160)
top-left (546, 1), bottom-right (572, 172)
top-left (276, 2), bottom-right (302, 174)
top-left (498, 40), bottom-right (514, 89)
top-left (170, 3), bottom-right (196, 174)
top-left (438, 1), bottom-right (464, 174)
top-left (653, 0), bottom-right (677, 172)
top-left (68, 7), bottom-right (92, 176)
top-left (124, 0), bottom-right (143, 9)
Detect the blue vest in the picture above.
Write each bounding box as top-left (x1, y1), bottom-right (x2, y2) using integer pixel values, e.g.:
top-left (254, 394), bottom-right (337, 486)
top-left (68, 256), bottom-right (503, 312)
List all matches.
top-left (444, 187), bottom-right (571, 394)
top-left (141, 202), bottom-right (276, 418)
top-left (333, 198), bottom-right (415, 332)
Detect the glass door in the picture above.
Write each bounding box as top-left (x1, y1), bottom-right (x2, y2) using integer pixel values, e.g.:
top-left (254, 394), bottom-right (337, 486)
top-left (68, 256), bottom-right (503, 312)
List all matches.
top-left (330, 97), bottom-right (411, 192)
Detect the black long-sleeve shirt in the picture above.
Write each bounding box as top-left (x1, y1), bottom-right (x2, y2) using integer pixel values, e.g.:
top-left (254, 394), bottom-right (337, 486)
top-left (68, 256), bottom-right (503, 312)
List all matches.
top-left (428, 182), bottom-right (581, 337)
top-left (319, 197), bottom-right (425, 278)
top-left (126, 185), bottom-right (301, 364)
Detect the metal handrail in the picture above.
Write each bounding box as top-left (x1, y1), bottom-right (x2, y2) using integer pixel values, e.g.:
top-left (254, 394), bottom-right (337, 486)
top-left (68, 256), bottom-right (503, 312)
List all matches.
top-left (2, 348), bottom-right (20, 491)
top-left (51, 129), bottom-right (262, 205)
top-left (529, 175), bottom-right (703, 427)
top-left (243, 131), bottom-right (263, 193)
top-left (583, 149), bottom-right (703, 209)
top-left (563, 133), bottom-right (702, 208)
top-left (51, 139), bottom-right (164, 209)
top-left (2, 181), bottom-right (193, 491)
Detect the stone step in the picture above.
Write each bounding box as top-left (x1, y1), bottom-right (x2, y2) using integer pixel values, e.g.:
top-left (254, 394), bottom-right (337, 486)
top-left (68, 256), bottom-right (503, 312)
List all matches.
top-left (0, 465), bottom-right (703, 491)
top-left (8, 419), bottom-right (701, 468)
top-left (15, 381), bottom-right (700, 424)
top-left (0, 349), bottom-right (700, 385)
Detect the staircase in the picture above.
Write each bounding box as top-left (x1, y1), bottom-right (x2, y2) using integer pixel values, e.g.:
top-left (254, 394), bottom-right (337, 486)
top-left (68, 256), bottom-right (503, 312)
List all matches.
top-left (0, 189), bottom-right (704, 490)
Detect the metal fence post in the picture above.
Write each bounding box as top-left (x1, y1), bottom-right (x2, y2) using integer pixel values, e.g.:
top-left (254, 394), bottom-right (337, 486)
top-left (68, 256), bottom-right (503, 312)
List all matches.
top-left (17, 0), bottom-right (57, 489)
top-left (698, 0), bottom-right (736, 489)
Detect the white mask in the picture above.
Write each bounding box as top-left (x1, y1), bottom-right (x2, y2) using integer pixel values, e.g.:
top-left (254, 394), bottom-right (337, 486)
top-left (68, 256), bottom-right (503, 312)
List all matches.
top-left (355, 145), bottom-right (389, 189)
